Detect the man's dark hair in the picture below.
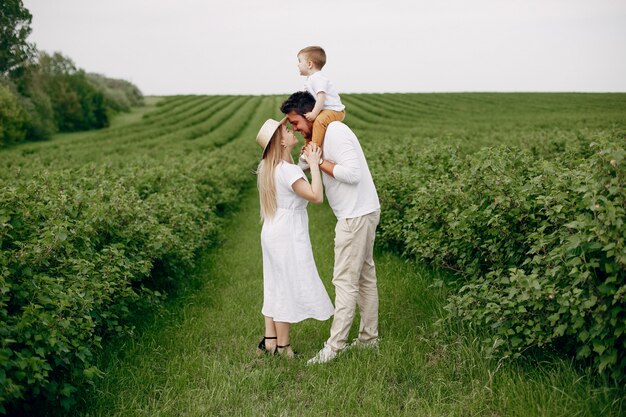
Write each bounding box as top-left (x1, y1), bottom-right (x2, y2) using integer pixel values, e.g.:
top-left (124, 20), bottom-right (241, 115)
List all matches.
top-left (280, 91), bottom-right (316, 116)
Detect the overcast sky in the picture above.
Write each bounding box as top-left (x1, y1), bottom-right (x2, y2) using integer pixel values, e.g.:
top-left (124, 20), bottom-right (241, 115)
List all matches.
top-left (23, 0), bottom-right (626, 96)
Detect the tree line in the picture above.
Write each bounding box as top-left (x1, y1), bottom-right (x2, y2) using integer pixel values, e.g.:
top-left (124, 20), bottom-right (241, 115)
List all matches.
top-left (0, 0), bottom-right (143, 147)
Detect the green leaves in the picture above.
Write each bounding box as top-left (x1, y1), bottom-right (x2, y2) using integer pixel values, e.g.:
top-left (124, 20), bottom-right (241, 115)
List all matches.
top-left (0, 95), bottom-right (268, 412)
top-left (371, 133), bottom-right (626, 383)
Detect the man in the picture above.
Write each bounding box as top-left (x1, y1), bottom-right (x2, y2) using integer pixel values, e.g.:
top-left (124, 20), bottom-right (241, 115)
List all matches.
top-left (280, 91), bottom-right (381, 364)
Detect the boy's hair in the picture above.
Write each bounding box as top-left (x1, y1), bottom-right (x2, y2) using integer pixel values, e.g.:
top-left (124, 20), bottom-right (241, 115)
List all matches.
top-left (280, 91), bottom-right (316, 116)
top-left (298, 46), bottom-right (326, 70)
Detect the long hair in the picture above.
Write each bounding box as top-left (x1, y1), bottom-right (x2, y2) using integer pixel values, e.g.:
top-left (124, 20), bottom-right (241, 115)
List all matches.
top-left (256, 128), bottom-right (283, 221)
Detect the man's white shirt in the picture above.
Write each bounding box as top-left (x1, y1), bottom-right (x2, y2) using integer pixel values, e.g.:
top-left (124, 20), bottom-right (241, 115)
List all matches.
top-left (320, 122), bottom-right (379, 220)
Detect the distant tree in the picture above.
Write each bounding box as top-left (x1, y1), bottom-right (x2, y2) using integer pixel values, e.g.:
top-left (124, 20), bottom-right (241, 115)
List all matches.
top-left (0, 0), bottom-right (36, 76)
top-left (0, 83), bottom-right (27, 145)
top-left (87, 73), bottom-right (144, 112)
top-left (13, 63), bottom-right (57, 140)
top-left (1, 36), bottom-right (143, 144)
top-left (38, 52), bottom-right (109, 131)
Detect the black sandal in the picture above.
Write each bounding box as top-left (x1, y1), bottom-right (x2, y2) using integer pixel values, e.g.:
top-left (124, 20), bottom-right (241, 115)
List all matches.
top-left (277, 344), bottom-right (294, 358)
top-left (257, 336), bottom-right (277, 354)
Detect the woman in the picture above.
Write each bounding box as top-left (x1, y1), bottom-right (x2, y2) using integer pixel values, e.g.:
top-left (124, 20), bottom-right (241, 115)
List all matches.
top-left (255, 118), bottom-right (334, 358)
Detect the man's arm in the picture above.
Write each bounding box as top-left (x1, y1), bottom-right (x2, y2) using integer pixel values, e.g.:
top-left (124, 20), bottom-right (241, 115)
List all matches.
top-left (319, 158), bottom-right (335, 177)
top-left (320, 136), bottom-right (361, 184)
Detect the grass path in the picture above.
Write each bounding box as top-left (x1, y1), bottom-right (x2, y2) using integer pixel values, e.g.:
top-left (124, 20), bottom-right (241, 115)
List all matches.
top-left (70, 186), bottom-right (623, 417)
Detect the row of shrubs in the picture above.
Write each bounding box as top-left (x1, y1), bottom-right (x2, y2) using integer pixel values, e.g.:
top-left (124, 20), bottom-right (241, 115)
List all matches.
top-left (0, 51), bottom-right (143, 146)
top-left (369, 133), bottom-right (625, 382)
top-left (0, 95), bottom-right (268, 413)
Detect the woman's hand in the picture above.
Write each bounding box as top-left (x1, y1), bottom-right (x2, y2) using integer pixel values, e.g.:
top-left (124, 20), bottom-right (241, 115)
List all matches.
top-left (292, 142), bottom-right (324, 204)
top-left (303, 143), bottom-right (322, 166)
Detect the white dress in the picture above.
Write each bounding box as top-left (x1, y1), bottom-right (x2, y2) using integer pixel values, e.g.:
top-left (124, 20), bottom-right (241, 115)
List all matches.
top-left (261, 161), bottom-right (334, 323)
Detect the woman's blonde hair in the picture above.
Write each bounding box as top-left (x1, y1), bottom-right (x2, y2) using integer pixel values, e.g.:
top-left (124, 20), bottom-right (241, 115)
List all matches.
top-left (256, 127), bottom-right (283, 221)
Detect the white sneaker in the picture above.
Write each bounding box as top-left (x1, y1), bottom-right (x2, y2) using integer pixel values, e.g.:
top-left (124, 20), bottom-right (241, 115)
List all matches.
top-left (347, 338), bottom-right (379, 350)
top-left (307, 343), bottom-right (337, 365)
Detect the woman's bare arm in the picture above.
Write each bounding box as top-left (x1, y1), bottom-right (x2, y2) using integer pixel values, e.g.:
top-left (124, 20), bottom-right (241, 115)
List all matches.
top-left (292, 144), bottom-right (323, 203)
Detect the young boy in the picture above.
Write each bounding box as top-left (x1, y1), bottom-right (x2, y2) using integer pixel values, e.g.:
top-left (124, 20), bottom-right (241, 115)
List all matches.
top-left (297, 46), bottom-right (345, 159)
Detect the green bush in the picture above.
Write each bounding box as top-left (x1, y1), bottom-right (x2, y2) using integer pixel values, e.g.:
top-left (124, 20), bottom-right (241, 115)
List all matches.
top-left (372, 138), bottom-right (625, 381)
top-left (0, 83), bottom-right (27, 146)
top-left (87, 73), bottom-right (143, 112)
top-left (0, 162), bottom-right (233, 412)
top-left (0, 168), bottom-right (175, 410)
top-left (2, 52), bottom-right (144, 144)
top-left (38, 57), bottom-right (109, 132)
top-left (0, 94), bottom-right (267, 413)
top-left (447, 142), bottom-right (625, 381)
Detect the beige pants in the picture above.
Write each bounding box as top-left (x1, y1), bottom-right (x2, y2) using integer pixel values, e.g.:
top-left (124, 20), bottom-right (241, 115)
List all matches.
top-left (327, 210), bottom-right (380, 351)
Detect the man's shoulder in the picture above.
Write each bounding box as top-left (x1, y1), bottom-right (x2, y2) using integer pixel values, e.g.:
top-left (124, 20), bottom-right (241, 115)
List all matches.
top-left (326, 121), bottom-right (355, 137)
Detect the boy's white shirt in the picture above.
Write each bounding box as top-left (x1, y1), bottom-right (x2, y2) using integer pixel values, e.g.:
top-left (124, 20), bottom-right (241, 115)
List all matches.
top-left (304, 72), bottom-right (345, 112)
top-left (319, 122), bottom-right (379, 220)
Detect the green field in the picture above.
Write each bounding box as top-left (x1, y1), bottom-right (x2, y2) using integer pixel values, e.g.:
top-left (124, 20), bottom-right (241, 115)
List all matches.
top-left (1, 93), bottom-right (625, 416)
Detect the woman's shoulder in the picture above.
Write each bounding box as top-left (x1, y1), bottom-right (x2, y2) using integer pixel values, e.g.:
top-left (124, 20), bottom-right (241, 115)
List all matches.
top-left (277, 161), bottom-right (305, 185)
top-left (277, 160), bottom-right (299, 171)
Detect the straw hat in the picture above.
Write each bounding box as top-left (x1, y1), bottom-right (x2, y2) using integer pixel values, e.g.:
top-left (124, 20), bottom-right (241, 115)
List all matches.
top-left (256, 117), bottom-right (286, 153)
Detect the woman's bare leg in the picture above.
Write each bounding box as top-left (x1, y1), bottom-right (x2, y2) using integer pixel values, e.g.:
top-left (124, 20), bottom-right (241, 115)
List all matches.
top-left (263, 316), bottom-right (277, 353)
top-left (275, 321), bottom-right (294, 358)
